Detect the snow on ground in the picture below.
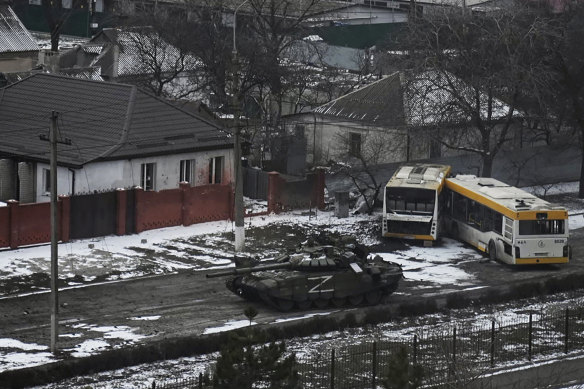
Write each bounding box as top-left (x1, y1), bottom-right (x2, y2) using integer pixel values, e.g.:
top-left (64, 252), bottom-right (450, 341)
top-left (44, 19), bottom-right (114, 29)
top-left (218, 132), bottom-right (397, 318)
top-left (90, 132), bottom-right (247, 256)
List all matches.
top-left (2, 185), bottom-right (584, 379)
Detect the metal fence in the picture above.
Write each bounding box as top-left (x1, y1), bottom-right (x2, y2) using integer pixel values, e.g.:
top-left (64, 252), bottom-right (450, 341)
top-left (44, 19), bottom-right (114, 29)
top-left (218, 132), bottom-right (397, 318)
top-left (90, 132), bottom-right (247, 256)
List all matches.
top-left (243, 167), bottom-right (269, 200)
top-left (147, 306), bottom-right (584, 389)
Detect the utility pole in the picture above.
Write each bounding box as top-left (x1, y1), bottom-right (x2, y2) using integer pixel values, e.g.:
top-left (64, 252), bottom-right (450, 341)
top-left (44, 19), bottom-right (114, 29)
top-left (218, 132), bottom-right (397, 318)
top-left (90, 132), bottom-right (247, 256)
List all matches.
top-left (40, 111), bottom-right (71, 354)
top-left (232, 0), bottom-right (248, 253)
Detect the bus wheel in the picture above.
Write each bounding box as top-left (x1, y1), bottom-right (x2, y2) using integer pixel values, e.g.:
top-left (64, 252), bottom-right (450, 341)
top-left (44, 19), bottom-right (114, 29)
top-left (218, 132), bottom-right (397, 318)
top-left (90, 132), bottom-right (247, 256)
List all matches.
top-left (488, 240), bottom-right (497, 261)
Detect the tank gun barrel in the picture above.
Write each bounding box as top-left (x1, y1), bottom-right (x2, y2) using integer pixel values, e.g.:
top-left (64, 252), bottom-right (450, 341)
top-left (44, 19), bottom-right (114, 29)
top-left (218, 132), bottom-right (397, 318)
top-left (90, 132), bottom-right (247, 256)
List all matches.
top-left (206, 262), bottom-right (292, 278)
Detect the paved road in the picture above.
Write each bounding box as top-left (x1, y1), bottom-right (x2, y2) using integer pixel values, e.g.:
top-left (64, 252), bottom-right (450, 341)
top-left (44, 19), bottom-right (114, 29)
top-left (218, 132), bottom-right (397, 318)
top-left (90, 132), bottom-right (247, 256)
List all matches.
top-left (1, 228), bottom-right (584, 364)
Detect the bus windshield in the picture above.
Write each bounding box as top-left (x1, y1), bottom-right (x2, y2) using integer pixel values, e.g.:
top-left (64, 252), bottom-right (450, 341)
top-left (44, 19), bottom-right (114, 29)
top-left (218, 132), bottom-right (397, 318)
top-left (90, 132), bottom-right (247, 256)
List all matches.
top-left (519, 220), bottom-right (565, 235)
top-left (386, 188), bottom-right (435, 213)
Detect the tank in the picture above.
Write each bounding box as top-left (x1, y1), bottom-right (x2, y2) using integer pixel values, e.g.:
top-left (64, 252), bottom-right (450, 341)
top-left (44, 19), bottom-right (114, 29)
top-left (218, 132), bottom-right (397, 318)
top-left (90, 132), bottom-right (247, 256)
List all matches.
top-left (206, 235), bottom-right (403, 311)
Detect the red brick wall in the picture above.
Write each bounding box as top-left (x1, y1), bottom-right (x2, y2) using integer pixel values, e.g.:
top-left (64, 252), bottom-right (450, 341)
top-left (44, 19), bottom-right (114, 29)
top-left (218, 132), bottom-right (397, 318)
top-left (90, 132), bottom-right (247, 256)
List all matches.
top-left (0, 206), bottom-right (9, 247)
top-left (135, 188), bottom-right (183, 233)
top-left (12, 202), bottom-right (51, 247)
top-left (182, 184), bottom-right (232, 225)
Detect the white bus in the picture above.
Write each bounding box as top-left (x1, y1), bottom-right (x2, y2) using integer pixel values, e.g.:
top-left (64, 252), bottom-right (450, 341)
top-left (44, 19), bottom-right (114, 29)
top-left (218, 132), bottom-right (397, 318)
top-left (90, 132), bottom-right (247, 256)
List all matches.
top-left (444, 175), bottom-right (570, 265)
top-left (382, 164), bottom-right (451, 245)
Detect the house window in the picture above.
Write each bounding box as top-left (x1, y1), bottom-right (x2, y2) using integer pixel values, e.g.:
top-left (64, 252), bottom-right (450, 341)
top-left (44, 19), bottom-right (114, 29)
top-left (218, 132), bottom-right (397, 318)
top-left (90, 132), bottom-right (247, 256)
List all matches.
top-left (62, 0), bottom-right (72, 8)
top-left (43, 168), bottom-right (51, 194)
top-left (208, 156), bottom-right (223, 184)
top-left (141, 163), bottom-right (156, 191)
top-left (95, 0), bottom-right (104, 12)
top-left (349, 132), bottom-right (362, 157)
top-left (180, 159), bottom-right (195, 184)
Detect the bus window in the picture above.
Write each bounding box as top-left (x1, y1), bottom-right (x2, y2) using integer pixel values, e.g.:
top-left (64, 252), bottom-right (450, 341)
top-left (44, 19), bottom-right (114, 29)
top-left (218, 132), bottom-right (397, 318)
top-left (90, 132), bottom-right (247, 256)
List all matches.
top-left (519, 220), bottom-right (565, 235)
top-left (452, 192), bottom-right (466, 221)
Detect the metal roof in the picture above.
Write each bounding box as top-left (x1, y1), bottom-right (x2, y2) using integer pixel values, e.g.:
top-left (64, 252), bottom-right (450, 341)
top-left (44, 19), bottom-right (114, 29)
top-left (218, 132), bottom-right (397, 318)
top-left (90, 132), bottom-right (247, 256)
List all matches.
top-left (314, 72), bottom-right (406, 126)
top-left (446, 175), bottom-right (566, 214)
top-left (0, 5), bottom-right (39, 53)
top-left (0, 73), bottom-right (231, 167)
top-left (312, 70), bottom-right (517, 127)
top-left (386, 164), bottom-right (451, 191)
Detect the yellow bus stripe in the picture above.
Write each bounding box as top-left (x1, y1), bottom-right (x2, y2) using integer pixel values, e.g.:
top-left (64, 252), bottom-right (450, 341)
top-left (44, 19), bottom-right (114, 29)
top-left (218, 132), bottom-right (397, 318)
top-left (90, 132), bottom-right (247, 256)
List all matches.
top-left (445, 180), bottom-right (568, 220)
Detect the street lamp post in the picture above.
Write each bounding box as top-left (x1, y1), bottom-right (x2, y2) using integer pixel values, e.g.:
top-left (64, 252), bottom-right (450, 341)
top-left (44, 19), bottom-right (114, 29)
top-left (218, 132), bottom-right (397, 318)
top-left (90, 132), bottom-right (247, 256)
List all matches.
top-left (232, 0), bottom-right (248, 253)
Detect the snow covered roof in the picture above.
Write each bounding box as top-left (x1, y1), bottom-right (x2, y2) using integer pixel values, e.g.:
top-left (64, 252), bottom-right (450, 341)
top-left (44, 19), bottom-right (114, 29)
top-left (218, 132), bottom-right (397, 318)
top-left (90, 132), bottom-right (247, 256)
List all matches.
top-left (0, 5), bottom-right (38, 53)
top-left (89, 28), bottom-right (200, 78)
top-left (313, 72), bottom-right (406, 126)
top-left (312, 70), bottom-right (519, 127)
top-left (386, 164), bottom-right (451, 191)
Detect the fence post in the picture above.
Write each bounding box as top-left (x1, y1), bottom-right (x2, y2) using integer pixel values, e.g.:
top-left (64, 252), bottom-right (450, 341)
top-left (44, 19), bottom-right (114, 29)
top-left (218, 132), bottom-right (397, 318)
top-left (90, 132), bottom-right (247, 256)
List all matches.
top-left (151, 380), bottom-right (156, 389)
top-left (8, 199), bottom-right (18, 249)
top-left (372, 341), bottom-right (377, 389)
top-left (453, 327), bottom-right (456, 365)
top-left (199, 372), bottom-right (203, 389)
top-left (565, 308), bottom-right (570, 354)
top-left (115, 188), bottom-right (127, 236)
top-left (413, 334), bottom-right (418, 365)
top-left (491, 320), bottom-right (495, 367)
top-left (331, 348), bottom-right (335, 389)
top-left (528, 313), bottom-right (533, 361)
top-left (58, 195), bottom-right (70, 242)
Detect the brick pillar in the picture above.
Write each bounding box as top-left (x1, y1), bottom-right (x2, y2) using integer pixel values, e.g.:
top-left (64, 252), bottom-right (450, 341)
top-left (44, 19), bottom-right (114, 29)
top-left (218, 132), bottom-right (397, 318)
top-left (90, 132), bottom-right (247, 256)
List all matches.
top-left (116, 189), bottom-right (127, 236)
top-left (268, 172), bottom-right (282, 214)
top-left (58, 195), bottom-right (70, 242)
top-left (134, 187), bottom-right (144, 233)
top-left (7, 199), bottom-right (18, 249)
top-left (179, 182), bottom-right (190, 226)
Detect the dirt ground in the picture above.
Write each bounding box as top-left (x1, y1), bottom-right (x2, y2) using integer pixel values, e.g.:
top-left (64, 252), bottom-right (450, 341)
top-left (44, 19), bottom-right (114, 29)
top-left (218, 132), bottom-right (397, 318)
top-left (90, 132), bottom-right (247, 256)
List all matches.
top-left (2, 220), bottom-right (583, 364)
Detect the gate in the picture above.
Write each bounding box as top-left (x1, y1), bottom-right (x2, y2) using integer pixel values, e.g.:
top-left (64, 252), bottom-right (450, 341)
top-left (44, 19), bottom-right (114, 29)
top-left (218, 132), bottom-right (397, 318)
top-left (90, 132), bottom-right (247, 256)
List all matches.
top-left (243, 167), bottom-right (268, 200)
top-left (69, 192), bottom-right (117, 239)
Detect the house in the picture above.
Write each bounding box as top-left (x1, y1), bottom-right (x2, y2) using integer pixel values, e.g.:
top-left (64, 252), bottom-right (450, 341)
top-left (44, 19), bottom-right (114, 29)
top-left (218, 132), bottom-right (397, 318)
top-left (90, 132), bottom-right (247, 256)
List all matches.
top-left (0, 4), bottom-right (39, 74)
top-left (282, 70), bottom-right (523, 170)
top-left (0, 73), bottom-right (233, 203)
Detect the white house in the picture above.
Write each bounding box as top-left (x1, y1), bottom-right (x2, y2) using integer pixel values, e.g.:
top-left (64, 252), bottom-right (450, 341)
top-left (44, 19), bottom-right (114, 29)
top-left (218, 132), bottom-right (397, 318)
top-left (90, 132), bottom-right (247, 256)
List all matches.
top-left (0, 73), bottom-right (234, 203)
top-left (282, 70), bottom-right (523, 170)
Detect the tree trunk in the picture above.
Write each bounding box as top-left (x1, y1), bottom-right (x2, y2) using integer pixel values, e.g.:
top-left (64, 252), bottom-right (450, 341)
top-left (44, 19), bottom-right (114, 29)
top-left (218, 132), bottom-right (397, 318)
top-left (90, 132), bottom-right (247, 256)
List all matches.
top-left (481, 155), bottom-right (493, 178)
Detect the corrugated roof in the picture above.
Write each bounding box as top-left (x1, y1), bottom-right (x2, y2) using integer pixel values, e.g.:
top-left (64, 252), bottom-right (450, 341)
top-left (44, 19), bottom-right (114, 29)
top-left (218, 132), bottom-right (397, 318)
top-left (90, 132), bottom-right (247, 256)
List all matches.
top-left (312, 70), bottom-right (517, 127)
top-left (313, 72), bottom-right (406, 126)
top-left (0, 73), bottom-right (231, 167)
top-left (0, 5), bottom-right (39, 53)
top-left (89, 28), bottom-right (200, 77)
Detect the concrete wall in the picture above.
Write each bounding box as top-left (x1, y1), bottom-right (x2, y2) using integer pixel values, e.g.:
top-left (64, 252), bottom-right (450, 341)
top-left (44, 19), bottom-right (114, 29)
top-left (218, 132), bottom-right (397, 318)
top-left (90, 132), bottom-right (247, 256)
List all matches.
top-left (28, 148), bottom-right (234, 203)
top-left (290, 115), bottom-right (423, 166)
top-left (0, 159), bottom-right (15, 201)
top-left (0, 51), bottom-right (38, 73)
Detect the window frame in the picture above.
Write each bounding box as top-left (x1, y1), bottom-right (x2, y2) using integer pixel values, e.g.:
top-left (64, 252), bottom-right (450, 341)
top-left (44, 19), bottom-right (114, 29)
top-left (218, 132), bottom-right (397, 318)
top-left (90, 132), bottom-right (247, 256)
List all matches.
top-left (349, 132), bottom-right (362, 157)
top-left (140, 162), bottom-right (156, 191)
top-left (179, 159), bottom-right (195, 185)
top-left (208, 156), bottom-right (224, 184)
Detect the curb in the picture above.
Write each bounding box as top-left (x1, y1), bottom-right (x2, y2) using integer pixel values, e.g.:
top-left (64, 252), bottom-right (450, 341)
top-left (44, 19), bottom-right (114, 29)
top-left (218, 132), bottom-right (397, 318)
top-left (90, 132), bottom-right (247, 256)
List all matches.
top-left (2, 271), bottom-right (584, 388)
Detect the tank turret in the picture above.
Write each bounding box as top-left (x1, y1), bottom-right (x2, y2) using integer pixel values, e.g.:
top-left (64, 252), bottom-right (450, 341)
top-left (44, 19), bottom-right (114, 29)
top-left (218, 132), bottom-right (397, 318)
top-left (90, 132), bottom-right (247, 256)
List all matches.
top-left (206, 234), bottom-right (403, 311)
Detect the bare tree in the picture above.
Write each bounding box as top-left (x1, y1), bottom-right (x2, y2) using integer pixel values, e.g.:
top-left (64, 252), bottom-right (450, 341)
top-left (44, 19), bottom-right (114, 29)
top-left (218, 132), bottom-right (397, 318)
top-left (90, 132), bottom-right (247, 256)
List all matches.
top-left (396, 5), bottom-right (553, 177)
top-left (117, 22), bottom-right (204, 99)
top-left (42, 0), bottom-right (86, 52)
top-left (534, 2), bottom-right (584, 197)
top-left (332, 129), bottom-right (407, 214)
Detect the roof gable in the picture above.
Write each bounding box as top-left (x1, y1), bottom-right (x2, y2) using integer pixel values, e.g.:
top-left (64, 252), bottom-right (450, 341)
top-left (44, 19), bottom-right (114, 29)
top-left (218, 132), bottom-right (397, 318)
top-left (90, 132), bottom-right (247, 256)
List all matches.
top-left (0, 6), bottom-right (38, 54)
top-left (311, 70), bottom-right (517, 127)
top-left (0, 74), bottom-right (230, 167)
top-left (313, 72), bottom-right (406, 126)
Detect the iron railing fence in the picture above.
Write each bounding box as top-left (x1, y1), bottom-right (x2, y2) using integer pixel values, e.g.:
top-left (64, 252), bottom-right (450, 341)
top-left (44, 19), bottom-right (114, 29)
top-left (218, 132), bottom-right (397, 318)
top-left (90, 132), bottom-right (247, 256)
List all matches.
top-left (145, 306), bottom-right (584, 389)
